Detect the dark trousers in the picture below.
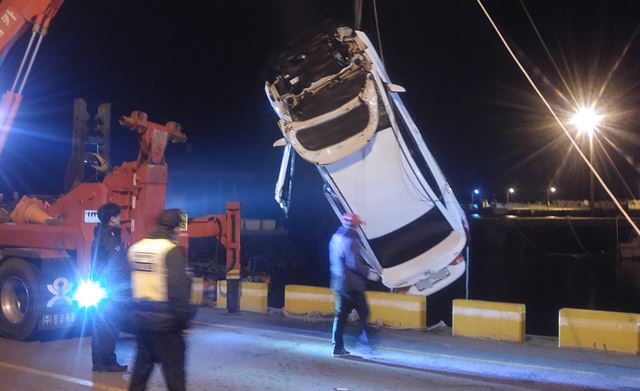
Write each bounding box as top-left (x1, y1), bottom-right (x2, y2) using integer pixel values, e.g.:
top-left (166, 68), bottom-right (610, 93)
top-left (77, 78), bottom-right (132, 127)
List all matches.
top-left (129, 330), bottom-right (186, 391)
top-left (91, 304), bottom-right (119, 366)
top-left (332, 290), bottom-right (370, 349)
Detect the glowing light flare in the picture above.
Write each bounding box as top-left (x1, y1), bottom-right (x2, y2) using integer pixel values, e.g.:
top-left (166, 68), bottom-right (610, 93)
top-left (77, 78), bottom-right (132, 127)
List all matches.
top-left (549, 186), bottom-right (557, 193)
top-left (571, 107), bottom-right (603, 135)
top-left (73, 279), bottom-right (107, 308)
top-left (475, 0), bottom-right (640, 237)
top-left (508, 188), bottom-right (515, 194)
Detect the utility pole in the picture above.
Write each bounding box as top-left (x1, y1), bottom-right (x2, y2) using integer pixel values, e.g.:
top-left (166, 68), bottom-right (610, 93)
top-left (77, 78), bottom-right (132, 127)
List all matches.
top-left (589, 134), bottom-right (595, 215)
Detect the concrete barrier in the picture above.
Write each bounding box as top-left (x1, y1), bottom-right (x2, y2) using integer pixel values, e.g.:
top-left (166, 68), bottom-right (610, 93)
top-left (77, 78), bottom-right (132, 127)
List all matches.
top-left (191, 277), bottom-right (204, 305)
top-left (283, 285), bottom-right (426, 329)
top-left (452, 299), bottom-right (526, 343)
top-left (217, 281), bottom-right (268, 313)
top-left (284, 285), bottom-right (334, 316)
top-left (366, 291), bottom-right (426, 329)
top-left (559, 308), bottom-right (640, 354)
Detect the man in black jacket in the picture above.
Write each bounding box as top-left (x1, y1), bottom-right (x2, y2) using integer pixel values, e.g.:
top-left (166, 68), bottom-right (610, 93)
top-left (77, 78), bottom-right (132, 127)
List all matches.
top-left (127, 209), bottom-right (194, 391)
top-left (91, 202), bottom-right (130, 372)
top-left (330, 212), bottom-right (379, 357)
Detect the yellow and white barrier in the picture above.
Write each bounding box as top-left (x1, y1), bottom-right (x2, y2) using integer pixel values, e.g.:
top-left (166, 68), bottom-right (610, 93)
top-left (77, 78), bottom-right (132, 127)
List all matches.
top-left (366, 291), bottom-right (426, 329)
top-left (217, 281), bottom-right (268, 313)
top-left (284, 285), bottom-right (335, 316)
top-left (452, 299), bottom-right (526, 343)
top-left (283, 285), bottom-right (426, 329)
top-left (190, 277), bottom-right (204, 305)
top-left (559, 308), bottom-right (640, 354)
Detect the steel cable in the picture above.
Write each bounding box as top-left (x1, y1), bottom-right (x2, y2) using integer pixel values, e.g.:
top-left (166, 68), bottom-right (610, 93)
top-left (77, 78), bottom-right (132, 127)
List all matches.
top-left (476, 0), bottom-right (640, 237)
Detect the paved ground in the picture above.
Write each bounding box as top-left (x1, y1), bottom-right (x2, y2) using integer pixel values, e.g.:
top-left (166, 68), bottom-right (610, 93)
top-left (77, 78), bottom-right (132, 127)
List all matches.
top-left (0, 307), bottom-right (637, 390)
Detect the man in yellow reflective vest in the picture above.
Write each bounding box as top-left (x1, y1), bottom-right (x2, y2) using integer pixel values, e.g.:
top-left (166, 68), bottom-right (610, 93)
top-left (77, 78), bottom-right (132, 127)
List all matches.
top-left (127, 209), bottom-right (194, 391)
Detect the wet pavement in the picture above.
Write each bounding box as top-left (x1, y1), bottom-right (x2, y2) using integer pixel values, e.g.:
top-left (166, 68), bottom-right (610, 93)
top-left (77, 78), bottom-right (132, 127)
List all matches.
top-left (0, 307), bottom-right (637, 390)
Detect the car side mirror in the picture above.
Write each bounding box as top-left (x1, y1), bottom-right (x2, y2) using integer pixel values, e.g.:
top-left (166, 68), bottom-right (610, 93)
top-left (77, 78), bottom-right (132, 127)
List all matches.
top-left (386, 83), bottom-right (406, 93)
top-left (273, 138), bottom-right (287, 147)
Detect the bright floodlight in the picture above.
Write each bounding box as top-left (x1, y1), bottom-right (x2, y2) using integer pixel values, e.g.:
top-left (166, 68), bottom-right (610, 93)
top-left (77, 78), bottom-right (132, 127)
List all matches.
top-left (550, 186), bottom-right (557, 193)
top-left (73, 279), bottom-right (107, 308)
top-left (571, 107), bottom-right (602, 135)
top-left (508, 187), bottom-right (515, 194)
top-left (473, 189), bottom-right (480, 194)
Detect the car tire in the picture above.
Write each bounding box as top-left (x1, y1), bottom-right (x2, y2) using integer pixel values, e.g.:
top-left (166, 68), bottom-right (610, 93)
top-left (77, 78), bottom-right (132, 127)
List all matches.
top-left (0, 258), bottom-right (41, 340)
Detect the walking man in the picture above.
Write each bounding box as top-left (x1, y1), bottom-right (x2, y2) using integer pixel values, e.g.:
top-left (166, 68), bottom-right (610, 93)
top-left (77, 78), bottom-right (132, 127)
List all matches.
top-left (330, 212), bottom-right (379, 356)
top-left (128, 209), bottom-right (194, 391)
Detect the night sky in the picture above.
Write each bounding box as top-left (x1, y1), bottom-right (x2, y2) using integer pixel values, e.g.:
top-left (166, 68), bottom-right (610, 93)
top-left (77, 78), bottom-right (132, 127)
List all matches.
top-left (0, 0), bottom-right (639, 218)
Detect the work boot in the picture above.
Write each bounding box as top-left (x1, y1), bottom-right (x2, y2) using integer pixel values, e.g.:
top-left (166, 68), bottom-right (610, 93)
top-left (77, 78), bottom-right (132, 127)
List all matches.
top-left (332, 347), bottom-right (350, 357)
top-left (93, 363), bottom-right (128, 372)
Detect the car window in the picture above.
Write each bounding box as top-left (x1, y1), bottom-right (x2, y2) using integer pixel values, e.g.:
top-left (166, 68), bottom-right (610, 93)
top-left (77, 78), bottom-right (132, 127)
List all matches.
top-left (369, 207), bottom-right (452, 268)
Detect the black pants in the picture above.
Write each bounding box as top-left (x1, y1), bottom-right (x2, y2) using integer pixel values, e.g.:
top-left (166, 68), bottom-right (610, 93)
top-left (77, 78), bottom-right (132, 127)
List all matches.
top-left (332, 290), bottom-right (370, 349)
top-left (91, 304), bottom-right (119, 366)
top-left (129, 330), bottom-right (186, 391)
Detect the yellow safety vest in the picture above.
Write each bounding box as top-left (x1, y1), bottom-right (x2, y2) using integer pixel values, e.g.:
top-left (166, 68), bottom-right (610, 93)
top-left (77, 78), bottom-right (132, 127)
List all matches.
top-left (128, 238), bottom-right (177, 302)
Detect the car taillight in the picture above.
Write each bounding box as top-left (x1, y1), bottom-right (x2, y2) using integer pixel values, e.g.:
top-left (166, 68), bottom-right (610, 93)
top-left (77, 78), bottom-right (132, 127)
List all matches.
top-left (450, 253), bottom-right (464, 265)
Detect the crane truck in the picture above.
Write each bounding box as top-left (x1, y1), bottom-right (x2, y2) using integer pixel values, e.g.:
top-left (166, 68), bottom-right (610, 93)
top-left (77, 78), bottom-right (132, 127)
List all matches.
top-left (0, 0), bottom-right (241, 340)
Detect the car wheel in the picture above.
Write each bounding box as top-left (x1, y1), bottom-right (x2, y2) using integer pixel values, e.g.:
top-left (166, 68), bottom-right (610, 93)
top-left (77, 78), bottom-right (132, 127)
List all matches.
top-left (0, 258), bottom-right (40, 340)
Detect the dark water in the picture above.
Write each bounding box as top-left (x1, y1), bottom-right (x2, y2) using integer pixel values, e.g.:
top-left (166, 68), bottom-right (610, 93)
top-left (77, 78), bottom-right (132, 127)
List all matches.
top-left (230, 215), bottom-right (640, 337)
top-left (465, 252), bottom-right (640, 336)
top-left (462, 217), bottom-right (640, 336)
top-left (227, 162), bottom-right (640, 336)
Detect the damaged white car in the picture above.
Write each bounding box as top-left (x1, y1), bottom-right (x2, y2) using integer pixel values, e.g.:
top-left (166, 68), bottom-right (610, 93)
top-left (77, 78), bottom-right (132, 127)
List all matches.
top-left (266, 26), bottom-right (468, 296)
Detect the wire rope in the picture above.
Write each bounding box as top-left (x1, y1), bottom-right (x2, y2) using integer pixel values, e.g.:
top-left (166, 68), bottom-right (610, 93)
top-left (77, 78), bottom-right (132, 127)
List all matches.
top-left (476, 0), bottom-right (640, 237)
top-left (372, 0), bottom-right (385, 64)
top-left (565, 216), bottom-right (591, 255)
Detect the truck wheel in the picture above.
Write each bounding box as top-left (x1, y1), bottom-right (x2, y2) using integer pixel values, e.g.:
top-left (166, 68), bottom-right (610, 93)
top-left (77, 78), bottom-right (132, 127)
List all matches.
top-left (0, 258), bottom-right (40, 340)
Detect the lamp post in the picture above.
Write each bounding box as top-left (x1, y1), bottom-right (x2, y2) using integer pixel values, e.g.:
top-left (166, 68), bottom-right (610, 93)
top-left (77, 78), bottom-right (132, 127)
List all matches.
top-left (571, 107), bottom-right (602, 214)
top-left (547, 186), bottom-right (557, 208)
top-left (471, 189), bottom-right (480, 208)
top-left (506, 187), bottom-right (515, 204)
top-left (589, 133), bottom-right (595, 214)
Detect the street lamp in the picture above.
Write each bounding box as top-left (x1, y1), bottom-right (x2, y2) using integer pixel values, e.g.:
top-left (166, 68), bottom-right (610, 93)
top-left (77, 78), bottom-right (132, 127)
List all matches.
top-left (570, 107), bottom-right (602, 135)
top-left (506, 187), bottom-right (515, 204)
top-left (571, 107), bottom-right (602, 214)
top-left (547, 186), bottom-right (557, 207)
top-left (471, 188), bottom-right (480, 208)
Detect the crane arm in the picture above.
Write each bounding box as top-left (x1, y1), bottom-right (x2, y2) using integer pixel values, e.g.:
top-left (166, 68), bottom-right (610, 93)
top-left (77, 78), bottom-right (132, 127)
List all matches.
top-left (0, 0), bottom-right (63, 57)
top-left (187, 202), bottom-right (242, 280)
top-left (0, 0), bottom-right (64, 157)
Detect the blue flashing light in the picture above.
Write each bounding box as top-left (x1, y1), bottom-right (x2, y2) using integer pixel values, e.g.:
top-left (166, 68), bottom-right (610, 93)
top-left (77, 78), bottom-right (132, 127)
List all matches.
top-left (73, 279), bottom-right (108, 308)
